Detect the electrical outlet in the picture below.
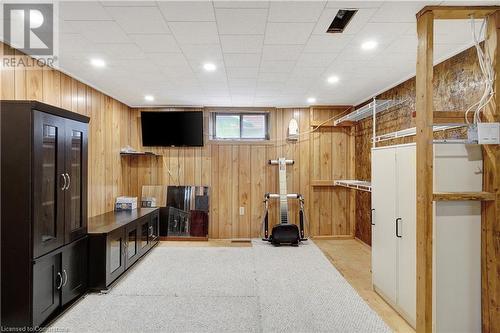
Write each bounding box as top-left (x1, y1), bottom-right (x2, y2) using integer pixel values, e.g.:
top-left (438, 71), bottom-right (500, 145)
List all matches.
top-left (239, 207), bottom-right (245, 216)
top-left (478, 123), bottom-right (500, 144)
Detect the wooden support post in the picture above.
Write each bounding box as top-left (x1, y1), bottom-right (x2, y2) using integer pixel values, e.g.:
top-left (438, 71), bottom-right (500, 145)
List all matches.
top-left (481, 10), bottom-right (500, 333)
top-left (415, 11), bottom-right (434, 333)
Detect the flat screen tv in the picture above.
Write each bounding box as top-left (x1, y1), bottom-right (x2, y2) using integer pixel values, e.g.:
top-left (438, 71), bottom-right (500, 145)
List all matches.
top-left (141, 111), bottom-right (204, 147)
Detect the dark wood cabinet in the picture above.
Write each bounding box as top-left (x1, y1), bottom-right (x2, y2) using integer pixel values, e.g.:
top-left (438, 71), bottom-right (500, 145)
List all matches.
top-left (64, 119), bottom-right (88, 244)
top-left (1, 101), bottom-right (90, 329)
top-left (106, 228), bottom-right (126, 286)
top-left (33, 111), bottom-right (67, 258)
top-left (88, 208), bottom-right (159, 290)
top-left (33, 251), bottom-right (61, 327)
top-left (61, 237), bottom-right (88, 306)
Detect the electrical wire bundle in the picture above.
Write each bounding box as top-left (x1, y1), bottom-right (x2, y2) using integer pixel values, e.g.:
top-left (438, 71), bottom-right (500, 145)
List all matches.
top-left (465, 16), bottom-right (495, 124)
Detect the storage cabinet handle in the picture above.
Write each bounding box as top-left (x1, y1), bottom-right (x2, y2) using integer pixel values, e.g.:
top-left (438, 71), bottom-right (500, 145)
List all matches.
top-left (56, 272), bottom-right (63, 290)
top-left (62, 269), bottom-right (68, 287)
top-left (396, 218), bottom-right (402, 238)
top-left (371, 209), bottom-right (375, 226)
top-left (65, 173), bottom-right (71, 190)
top-left (61, 174), bottom-right (67, 191)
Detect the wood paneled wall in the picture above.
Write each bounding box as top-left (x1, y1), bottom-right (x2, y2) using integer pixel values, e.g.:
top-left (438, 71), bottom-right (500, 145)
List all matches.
top-left (126, 106), bottom-right (353, 239)
top-left (354, 46), bottom-right (484, 245)
top-left (0, 43), bottom-right (133, 217)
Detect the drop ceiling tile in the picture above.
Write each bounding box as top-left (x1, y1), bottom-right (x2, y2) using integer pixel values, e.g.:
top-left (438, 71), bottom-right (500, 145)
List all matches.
top-left (369, 2), bottom-right (433, 23)
top-left (296, 52), bottom-right (337, 68)
top-left (158, 1), bottom-right (215, 22)
top-left (93, 43), bottom-right (145, 59)
top-left (326, 1), bottom-right (383, 9)
top-left (353, 22), bottom-right (414, 46)
top-left (258, 72), bottom-right (290, 83)
top-left (189, 59), bottom-right (225, 73)
top-left (180, 44), bottom-right (223, 61)
top-left (385, 35), bottom-right (417, 54)
top-left (224, 53), bottom-right (261, 67)
top-left (230, 85), bottom-right (255, 94)
top-left (59, 33), bottom-right (93, 55)
top-left (260, 61), bottom-right (296, 73)
top-left (220, 35), bottom-right (264, 53)
top-left (290, 66), bottom-right (326, 78)
top-left (169, 22), bottom-right (219, 44)
top-left (129, 34), bottom-right (180, 53)
top-left (268, 1), bottom-right (325, 23)
top-left (261, 45), bottom-right (303, 61)
top-left (105, 7), bottom-right (170, 34)
top-left (215, 9), bottom-right (268, 35)
top-left (60, 2), bottom-right (112, 20)
top-left (228, 78), bottom-right (257, 87)
top-left (214, 1), bottom-right (269, 9)
top-left (264, 23), bottom-right (315, 45)
top-left (145, 53), bottom-right (190, 67)
top-left (226, 67), bottom-right (259, 79)
top-left (303, 34), bottom-right (353, 53)
top-left (67, 21), bottom-right (130, 43)
top-left (101, 2), bottom-right (157, 7)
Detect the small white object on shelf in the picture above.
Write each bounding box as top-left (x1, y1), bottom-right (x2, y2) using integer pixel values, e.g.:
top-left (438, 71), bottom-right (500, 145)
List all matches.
top-left (334, 180), bottom-right (372, 192)
top-left (115, 196), bottom-right (138, 211)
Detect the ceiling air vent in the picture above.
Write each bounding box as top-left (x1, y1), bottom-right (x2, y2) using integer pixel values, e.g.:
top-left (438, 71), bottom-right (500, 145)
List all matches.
top-left (327, 9), bottom-right (357, 33)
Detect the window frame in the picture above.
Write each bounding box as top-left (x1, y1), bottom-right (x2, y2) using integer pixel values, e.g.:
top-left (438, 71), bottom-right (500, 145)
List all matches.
top-left (211, 111), bottom-right (270, 141)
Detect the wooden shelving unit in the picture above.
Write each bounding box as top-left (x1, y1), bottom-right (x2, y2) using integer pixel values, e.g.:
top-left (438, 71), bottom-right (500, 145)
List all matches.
top-left (433, 191), bottom-right (495, 201)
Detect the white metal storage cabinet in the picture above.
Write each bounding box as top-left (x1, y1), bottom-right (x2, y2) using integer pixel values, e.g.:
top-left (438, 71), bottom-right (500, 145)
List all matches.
top-left (371, 144), bottom-right (416, 326)
top-left (371, 143), bottom-right (482, 331)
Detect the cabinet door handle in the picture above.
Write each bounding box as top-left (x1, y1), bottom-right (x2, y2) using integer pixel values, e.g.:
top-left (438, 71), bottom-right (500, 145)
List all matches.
top-left (371, 209), bottom-right (375, 226)
top-left (56, 272), bottom-right (63, 290)
top-left (62, 269), bottom-right (68, 287)
top-left (396, 218), bottom-right (402, 238)
top-left (61, 174), bottom-right (67, 191)
top-left (65, 173), bottom-right (71, 190)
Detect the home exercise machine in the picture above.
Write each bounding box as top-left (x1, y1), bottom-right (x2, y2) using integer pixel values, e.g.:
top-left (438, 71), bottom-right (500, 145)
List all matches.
top-left (262, 158), bottom-right (308, 246)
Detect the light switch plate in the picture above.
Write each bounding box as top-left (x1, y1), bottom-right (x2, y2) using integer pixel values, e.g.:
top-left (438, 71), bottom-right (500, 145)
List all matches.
top-left (239, 207), bottom-right (245, 215)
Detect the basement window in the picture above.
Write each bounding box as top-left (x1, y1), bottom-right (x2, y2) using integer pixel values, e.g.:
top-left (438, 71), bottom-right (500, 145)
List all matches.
top-left (211, 112), bottom-right (270, 141)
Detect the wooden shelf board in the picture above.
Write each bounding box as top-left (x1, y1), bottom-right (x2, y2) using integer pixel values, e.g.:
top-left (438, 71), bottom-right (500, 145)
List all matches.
top-left (120, 152), bottom-right (161, 157)
top-left (433, 191), bottom-right (495, 201)
top-left (412, 110), bottom-right (472, 124)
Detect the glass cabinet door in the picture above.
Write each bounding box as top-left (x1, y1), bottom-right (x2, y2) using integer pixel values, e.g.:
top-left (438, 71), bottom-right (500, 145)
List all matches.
top-left (64, 119), bottom-right (88, 243)
top-left (33, 112), bottom-right (66, 258)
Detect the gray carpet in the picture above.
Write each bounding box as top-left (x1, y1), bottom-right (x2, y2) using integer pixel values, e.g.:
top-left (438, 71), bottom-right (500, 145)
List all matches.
top-left (50, 240), bottom-right (391, 333)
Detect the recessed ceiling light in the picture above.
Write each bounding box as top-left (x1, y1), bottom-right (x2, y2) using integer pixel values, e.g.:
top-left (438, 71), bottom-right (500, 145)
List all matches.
top-left (144, 95), bottom-right (154, 102)
top-left (361, 40), bottom-right (378, 51)
top-left (90, 58), bottom-right (106, 68)
top-left (307, 97), bottom-right (316, 104)
top-left (203, 63), bottom-right (216, 72)
top-left (327, 75), bottom-right (340, 84)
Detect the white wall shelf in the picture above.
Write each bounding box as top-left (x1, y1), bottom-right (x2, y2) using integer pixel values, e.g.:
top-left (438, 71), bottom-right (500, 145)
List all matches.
top-left (372, 125), bottom-right (465, 143)
top-left (334, 180), bottom-right (372, 192)
top-left (334, 99), bottom-right (400, 126)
